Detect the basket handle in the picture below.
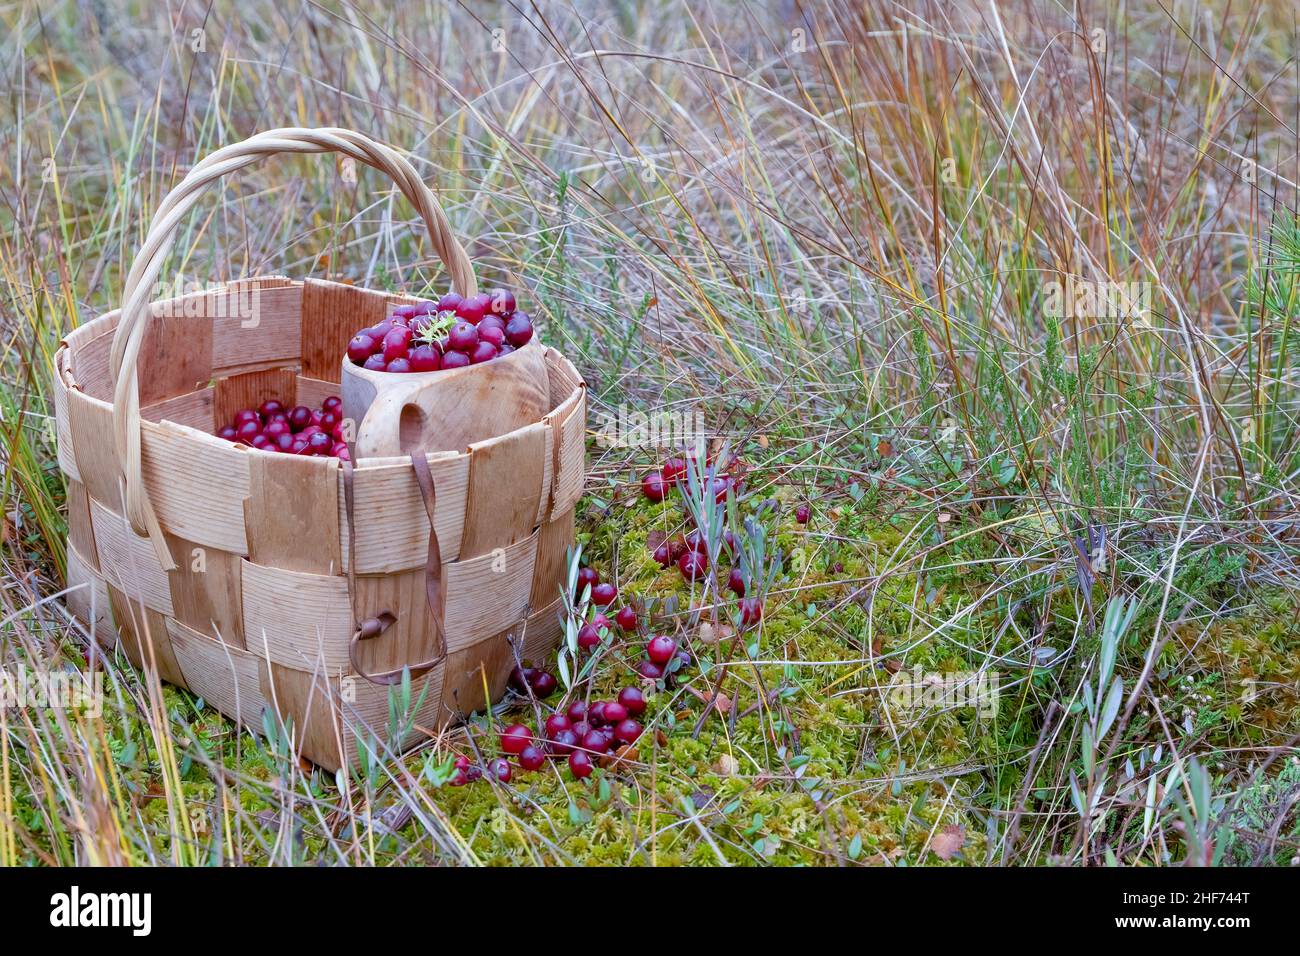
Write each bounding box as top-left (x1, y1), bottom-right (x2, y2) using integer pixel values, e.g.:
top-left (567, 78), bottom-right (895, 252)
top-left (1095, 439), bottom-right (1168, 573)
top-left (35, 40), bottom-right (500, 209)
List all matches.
top-left (108, 127), bottom-right (477, 568)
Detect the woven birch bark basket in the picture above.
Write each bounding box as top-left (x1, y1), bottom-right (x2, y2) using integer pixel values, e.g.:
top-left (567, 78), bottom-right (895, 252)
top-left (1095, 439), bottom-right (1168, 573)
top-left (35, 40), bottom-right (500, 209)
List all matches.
top-left (53, 127), bottom-right (586, 771)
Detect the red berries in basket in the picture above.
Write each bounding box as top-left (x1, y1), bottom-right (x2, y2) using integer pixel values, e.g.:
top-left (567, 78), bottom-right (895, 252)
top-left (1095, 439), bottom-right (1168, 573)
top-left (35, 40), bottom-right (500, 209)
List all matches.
top-left (346, 288), bottom-right (534, 373)
top-left (217, 395), bottom-right (348, 459)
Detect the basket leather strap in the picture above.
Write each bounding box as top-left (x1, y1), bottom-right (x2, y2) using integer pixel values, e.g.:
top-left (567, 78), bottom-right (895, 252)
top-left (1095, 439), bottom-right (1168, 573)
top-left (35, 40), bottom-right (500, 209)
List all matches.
top-left (342, 455), bottom-right (448, 686)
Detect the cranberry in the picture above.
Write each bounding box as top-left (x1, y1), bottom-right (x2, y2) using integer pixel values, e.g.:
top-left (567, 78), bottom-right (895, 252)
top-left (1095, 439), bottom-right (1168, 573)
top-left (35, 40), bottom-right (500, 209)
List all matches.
top-left (235, 420), bottom-right (261, 443)
top-left (642, 471), bottom-right (668, 502)
top-left (363, 353), bottom-right (387, 371)
top-left (581, 730), bottom-right (609, 755)
top-left (661, 457), bottom-right (687, 484)
top-left (218, 425), bottom-right (238, 441)
top-left (274, 432), bottom-right (296, 453)
top-left (740, 597), bottom-right (764, 625)
top-left (233, 408), bottom-right (259, 427)
top-left (636, 660), bottom-right (665, 680)
top-left (577, 623), bottom-right (602, 650)
top-left (566, 700), bottom-right (588, 723)
top-left (322, 396), bottom-right (342, 414)
top-left (728, 567), bottom-right (746, 596)
top-left (489, 288), bottom-right (516, 315)
top-left (288, 406), bottom-right (313, 431)
top-left (501, 723), bottom-right (533, 754)
top-left (591, 582), bottom-right (617, 606)
top-left (259, 399), bottom-right (284, 419)
top-left (577, 567), bottom-right (600, 593)
top-left (437, 292), bottom-right (464, 313)
top-left (504, 312), bottom-right (534, 347)
top-left (447, 321), bottom-right (479, 352)
top-left (588, 701), bottom-right (608, 726)
top-left (290, 438), bottom-right (309, 454)
top-left (518, 745), bottom-right (545, 772)
top-left (478, 314), bottom-right (506, 333)
top-left (530, 671), bottom-right (557, 698)
top-left (498, 343), bottom-right (516, 356)
top-left (490, 757), bottom-right (512, 783)
top-left (382, 326), bottom-right (413, 361)
top-left (478, 324), bottom-right (506, 348)
top-left (392, 303), bottom-right (419, 321)
top-left (684, 530), bottom-right (706, 553)
top-left (306, 432), bottom-right (333, 455)
top-left (250, 434), bottom-right (272, 450)
top-left (710, 475), bottom-right (732, 503)
top-left (722, 529), bottom-right (738, 556)
top-left (409, 344), bottom-right (441, 372)
top-left (601, 701), bottom-right (628, 724)
top-left (441, 349), bottom-right (470, 369)
top-left (614, 719), bottom-right (642, 744)
top-left (333, 443), bottom-right (350, 460)
top-left (568, 749), bottom-right (593, 778)
top-left (647, 635), bottom-right (676, 665)
top-left (547, 728), bottom-right (578, 757)
top-left (469, 341), bottom-right (498, 364)
top-left (544, 713), bottom-right (571, 738)
top-left (669, 538), bottom-right (688, 562)
top-left (570, 720), bottom-right (592, 740)
top-left (319, 411), bottom-right (340, 433)
top-left (678, 550), bottom-right (708, 581)
top-left (652, 542), bottom-right (672, 568)
top-left (614, 606), bottom-right (638, 631)
top-left (348, 333), bottom-right (376, 363)
top-left (617, 686), bottom-right (646, 715)
top-left (796, 504), bottom-right (810, 523)
top-left (385, 357), bottom-right (412, 373)
top-left (456, 292), bottom-right (492, 324)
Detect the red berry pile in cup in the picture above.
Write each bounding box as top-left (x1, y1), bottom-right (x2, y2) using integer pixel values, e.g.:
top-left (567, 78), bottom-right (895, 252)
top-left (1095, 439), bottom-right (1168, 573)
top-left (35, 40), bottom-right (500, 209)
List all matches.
top-left (216, 396), bottom-right (349, 460)
top-left (346, 288), bottom-right (534, 373)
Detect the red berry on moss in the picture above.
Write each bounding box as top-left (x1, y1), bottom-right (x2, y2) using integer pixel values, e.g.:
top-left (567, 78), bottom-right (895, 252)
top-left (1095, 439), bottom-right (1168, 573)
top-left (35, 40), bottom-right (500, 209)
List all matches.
top-left (501, 723), bottom-right (532, 754)
top-left (617, 686), bottom-right (646, 715)
top-left (591, 582), bottom-right (617, 606)
top-left (566, 700), bottom-right (588, 723)
top-left (544, 713), bottom-right (571, 738)
top-left (636, 660), bottom-right (665, 680)
top-left (569, 749), bottom-right (593, 778)
top-left (661, 457), bottom-right (687, 484)
top-left (740, 597), bottom-right (763, 625)
top-left (614, 606), bottom-right (637, 631)
top-left (795, 503), bottom-right (811, 524)
top-left (530, 671), bottom-right (558, 698)
top-left (728, 567), bottom-right (745, 596)
top-left (647, 635), bottom-right (677, 665)
top-left (652, 542), bottom-right (672, 567)
top-left (614, 718), bottom-right (642, 744)
top-left (548, 728), bottom-right (578, 757)
top-left (518, 745), bottom-right (545, 772)
top-left (678, 550), bottom-right (708, 581)
top-left (490, 757), bottom-right (512, 783)
top-left (602, 701), bottom-right (628, 724)
top-left (642, 471), bottom-right (668, 502)
top-left (577, 567), bottom-right (600, 593)
top-left (581, 730), bottom-right (609, 755)
top-left (588, 701), bottom-right (608, 726)
top-left (577, 623), bottom-right (602, 650)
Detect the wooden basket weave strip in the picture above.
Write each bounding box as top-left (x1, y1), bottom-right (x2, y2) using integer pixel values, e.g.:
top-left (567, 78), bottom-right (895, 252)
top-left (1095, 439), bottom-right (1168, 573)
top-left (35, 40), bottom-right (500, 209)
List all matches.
top-left (54, 131), bottom-right (585, 770)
